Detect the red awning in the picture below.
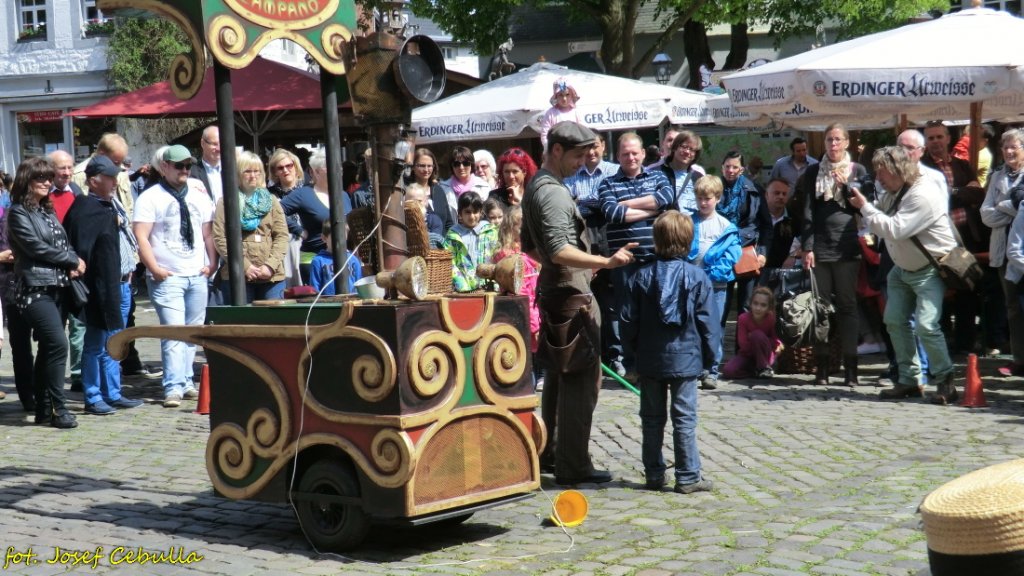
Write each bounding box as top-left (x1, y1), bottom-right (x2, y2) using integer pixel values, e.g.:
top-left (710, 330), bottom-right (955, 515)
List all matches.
top-left (69, 56), bottom-right (348, 118)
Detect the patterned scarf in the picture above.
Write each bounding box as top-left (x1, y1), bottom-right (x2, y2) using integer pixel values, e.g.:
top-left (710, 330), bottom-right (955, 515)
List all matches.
top-left (816, 153), bottom-right (851, 207)
top-left (240, 187), bottom-right (273, 232)
top-left (161, 179), bottom-right (194, 250)
top-left (718, 175), bottom-right (748, 225)
top-left (111, 196), bottom-right (138, 276)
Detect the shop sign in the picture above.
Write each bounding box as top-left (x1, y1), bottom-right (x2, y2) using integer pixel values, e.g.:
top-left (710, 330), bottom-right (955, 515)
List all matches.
top-left (17, 110), bottom-right (63, 123)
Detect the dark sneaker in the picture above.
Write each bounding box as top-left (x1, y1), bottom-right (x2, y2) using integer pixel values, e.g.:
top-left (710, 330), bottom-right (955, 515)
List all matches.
top-left (929, 372), bottom-right (959, 405)
top-left (51, 410), bottom-right (78, 429)
top-left (108, 397), bottom-right (143, 409)
top-left (879, 385), bottom-right (923, 400)
top-left (123, 365), bottom-right (163, 380)
top-left (69, 379), bottom-right (83, 393)
top-left (555, 469), bottom-right (613, 485)
top-left (674, 478), bottom-right (714, 494)
top-left (84, 401), bottom-right (117, 415)
top-left (644, 476), bottom-right (666, 491)
top-left (755, 367), bottom-right (774, 379)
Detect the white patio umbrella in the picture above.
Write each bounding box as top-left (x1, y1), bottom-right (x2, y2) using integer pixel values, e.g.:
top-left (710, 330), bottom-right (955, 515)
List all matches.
top-left (721, 6), bottom-right (1024, 125)
top-left (412, 62), bottom-right (709, 143)
top-left (702, 93), bottom-right (901, 131)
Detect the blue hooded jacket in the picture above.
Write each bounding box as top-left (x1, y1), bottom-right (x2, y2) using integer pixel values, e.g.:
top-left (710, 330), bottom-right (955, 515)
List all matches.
top-left (621, 257), bottom-right (721, 379)
top-left (688, 217), bottom-right (742, 284)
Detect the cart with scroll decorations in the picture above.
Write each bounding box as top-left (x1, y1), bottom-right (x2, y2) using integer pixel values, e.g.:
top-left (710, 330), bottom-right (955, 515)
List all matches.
top-left (100, 0), bottom-right (545, 551)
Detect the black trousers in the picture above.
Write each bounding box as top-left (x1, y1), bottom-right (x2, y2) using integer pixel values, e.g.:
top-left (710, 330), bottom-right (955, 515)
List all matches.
top-left (4, 300), bottom-right (34, 408)
top-left (20, 289), bottom-right (69, 414)
top-left (812, 260), bottom-right (860, 359)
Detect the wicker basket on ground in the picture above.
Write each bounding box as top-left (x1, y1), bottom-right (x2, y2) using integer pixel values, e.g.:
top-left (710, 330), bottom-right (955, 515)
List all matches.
top-left (404, 200), bottom-right (452, 294)
top-left (775, 339), bottom-right (843, 375)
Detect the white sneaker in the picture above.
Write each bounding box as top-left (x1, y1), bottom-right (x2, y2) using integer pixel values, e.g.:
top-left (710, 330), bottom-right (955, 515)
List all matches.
top-left (163, 394), bottom-right (182, 408)
top-left (857, 342), bottom-right (884, 355)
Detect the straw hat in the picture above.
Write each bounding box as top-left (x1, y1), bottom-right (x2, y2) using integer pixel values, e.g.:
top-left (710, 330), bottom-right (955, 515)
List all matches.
top-left (550, 77), bottom-right (580, 106)
top-left (920, 458), bottom-right (1024, 575)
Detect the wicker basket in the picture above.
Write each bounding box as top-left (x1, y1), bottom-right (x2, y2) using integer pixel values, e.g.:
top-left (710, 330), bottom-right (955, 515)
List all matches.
top-left (405, 201), bottom-right (453, 294)
top-left (775, 339), bottom-right (843, 375)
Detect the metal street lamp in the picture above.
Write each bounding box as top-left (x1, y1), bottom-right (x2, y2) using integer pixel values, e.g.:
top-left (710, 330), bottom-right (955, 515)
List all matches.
top-left (652, 53), bottom-right (672, 85)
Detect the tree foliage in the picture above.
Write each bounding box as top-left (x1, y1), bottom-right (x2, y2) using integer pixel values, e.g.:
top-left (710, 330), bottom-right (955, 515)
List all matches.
top-left (372, 0), bottom-right (948, 80)
top-left (106, 18), bottom-right (191, 92)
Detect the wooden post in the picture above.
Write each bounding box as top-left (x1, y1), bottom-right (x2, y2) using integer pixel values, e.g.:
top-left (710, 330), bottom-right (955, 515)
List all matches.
top-left (970, 102), bottom-right (982, 174)
top-left (320, 71), bottom-right (349, 293)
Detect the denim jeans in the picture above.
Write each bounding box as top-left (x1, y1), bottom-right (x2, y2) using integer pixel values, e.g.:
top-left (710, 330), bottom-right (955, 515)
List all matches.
top-left (148, 274), bottom-right (208, 397)
top-left (884, 266), bottom-right (952, 388)
top-left (639, 376), bottom-right (701, 485)
top-left (246, 280), bottom-right (286, 303)
top-left (68, 313), bottom-right (85, 383)
top-left (82, 282), bottom-right (132, 405)
top-left (709, 285), bottom-right (727, 378)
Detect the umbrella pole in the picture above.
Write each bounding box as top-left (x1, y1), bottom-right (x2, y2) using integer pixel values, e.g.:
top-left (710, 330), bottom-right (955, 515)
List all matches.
top-left (970, 102), bottom-right (982, 174)
top-left (214, 61), bottom-right (245, 306)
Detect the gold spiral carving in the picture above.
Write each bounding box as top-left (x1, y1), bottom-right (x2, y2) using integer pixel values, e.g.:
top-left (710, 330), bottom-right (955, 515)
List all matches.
top-left (408, 331), bottom-right (463, 399)
top-left (352, 353), bottom-right (393, 403)
top-left (320, 23), bottom-right (353, 65)
top-left (371, 428), bottom-right (411, 477)
top-left (439, 294), bottom-right (496, 344)
top-left (169, 52), bottom-right (201, 100)
top-left (207, 407), bottom-right (281, 484)
top-left (211, 15), bottom-right (247, 56)
top-left (473, 323), bottom-right (536, 410)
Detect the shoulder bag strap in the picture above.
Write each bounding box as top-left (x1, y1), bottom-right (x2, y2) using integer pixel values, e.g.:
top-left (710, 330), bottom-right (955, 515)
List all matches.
top-left (673, 170), bottom-right (694, 208)
top-left (910, 213), bottom-right (964, 269)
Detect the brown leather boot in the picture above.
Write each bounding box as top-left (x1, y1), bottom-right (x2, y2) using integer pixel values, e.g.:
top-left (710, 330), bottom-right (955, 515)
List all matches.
top-left (879, 385), bottom-right (923, 400)
top-left (929, 372), bottom-right (959, 405)
top-left (843, 356), bottom-right (859, 388)
top-left (814, 357), bottom-right (830, 386)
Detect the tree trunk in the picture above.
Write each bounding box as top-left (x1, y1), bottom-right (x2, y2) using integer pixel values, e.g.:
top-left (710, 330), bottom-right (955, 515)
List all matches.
top-left (683, 20), bottom-right (713, 90)
top-left (597, 4), bottom-right (632, 77)
top-left (722, 23), bottom-right (749, 70)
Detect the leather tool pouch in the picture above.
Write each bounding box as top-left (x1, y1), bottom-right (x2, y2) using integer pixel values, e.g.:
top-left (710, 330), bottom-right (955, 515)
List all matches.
top-left (538, 293), bottom-right (599, 374)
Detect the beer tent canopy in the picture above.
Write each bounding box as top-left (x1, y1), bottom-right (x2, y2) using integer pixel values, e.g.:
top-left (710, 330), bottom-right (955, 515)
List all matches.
top-left (411, 62), bottom-right (711, 143)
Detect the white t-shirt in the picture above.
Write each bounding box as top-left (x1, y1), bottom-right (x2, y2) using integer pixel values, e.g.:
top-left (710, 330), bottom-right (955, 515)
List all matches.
top-left (694, 211), bottom-right (729, 268)
top-left (134, 178), bottom-right (215, 276)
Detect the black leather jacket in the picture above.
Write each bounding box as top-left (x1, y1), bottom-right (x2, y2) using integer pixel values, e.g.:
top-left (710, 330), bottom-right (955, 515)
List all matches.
top-left (8, 203), bottom-right (79, 287)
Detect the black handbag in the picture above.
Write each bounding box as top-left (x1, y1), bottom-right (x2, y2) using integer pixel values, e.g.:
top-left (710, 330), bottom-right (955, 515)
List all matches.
top-left (68, 278), bottom-right (90, 309)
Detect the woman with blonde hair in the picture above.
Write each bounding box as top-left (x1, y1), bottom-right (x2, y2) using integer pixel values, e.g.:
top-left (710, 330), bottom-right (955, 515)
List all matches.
top-left (213, 151), bottom-right (289, 302)
top-left (268, 148), bottom-right (305, 286)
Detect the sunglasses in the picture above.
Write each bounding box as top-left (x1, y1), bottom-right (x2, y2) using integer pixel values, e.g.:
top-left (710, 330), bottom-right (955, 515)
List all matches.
top-left (452, 160), bottom-right (473, 168)
top-left (32, 175), bottom-right (54, 183)
top-left (173, 161), bottom-right (193, 170)
top-left (274, 163), bottom-right (295, 172)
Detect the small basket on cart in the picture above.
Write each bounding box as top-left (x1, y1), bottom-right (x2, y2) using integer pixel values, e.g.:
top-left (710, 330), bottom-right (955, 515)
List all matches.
top-left (404, 200), bottom-right (452, 294)
top-left (347, 207), bottom-right (378, 275)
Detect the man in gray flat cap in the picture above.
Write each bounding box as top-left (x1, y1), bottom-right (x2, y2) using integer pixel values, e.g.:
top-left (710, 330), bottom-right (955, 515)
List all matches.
top-left (521, 121), bottom-right (637, 486)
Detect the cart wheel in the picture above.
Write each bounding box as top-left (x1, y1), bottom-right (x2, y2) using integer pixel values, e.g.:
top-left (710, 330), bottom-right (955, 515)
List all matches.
top-left (295, 460), bottom-right (369, 551)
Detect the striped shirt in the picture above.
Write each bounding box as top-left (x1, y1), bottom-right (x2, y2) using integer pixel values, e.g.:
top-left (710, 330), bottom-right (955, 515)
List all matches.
top-left (565, 160), bottom-right (619, 202)
top-left (597, 169), bottom-right (674, 260)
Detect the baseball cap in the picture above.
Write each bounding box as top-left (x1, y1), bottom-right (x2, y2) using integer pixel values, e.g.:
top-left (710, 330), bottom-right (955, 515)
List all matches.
top-left (85, 155), bottom-right (121, 178)
top-left (547, 122), bottom-right (597, 150)
top-left (163, 145), bottom-right (194, 163)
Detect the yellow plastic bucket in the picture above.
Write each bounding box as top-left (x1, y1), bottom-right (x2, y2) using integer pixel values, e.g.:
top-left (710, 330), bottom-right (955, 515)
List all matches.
top-left (550, 490), bottom-right (589, 527)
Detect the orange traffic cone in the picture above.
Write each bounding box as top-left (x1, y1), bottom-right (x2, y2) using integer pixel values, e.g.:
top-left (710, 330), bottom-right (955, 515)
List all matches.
top-left (960, 353), bottom-right (988, 408)
top-left (195, 364), bottom-right (211, 415)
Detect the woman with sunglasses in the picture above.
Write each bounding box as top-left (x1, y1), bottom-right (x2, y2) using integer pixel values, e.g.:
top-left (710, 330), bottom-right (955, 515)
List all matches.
top-left (268, 149), bottom-right (306, 286)
top-left (799, 123), bottom-right (868, 387)
top-left (411, 148), bottom-right (454, 234)
top-left (438, 146), bottom-right (490, 225)
top-left (214, 151), bottom-right (289, 302)
top-left (488, 147), bottom-right (538, 209)
top-left (7, 157), bottom-right (86, 428)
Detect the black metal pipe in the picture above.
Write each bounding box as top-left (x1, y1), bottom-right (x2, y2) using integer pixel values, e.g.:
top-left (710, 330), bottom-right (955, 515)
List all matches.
top-left (214, 61), bottom-right (245, 306)
top-left (320, 71), bottom-right (348, 293)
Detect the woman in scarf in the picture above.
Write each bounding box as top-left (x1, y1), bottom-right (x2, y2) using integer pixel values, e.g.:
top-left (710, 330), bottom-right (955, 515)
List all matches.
top-left (213, 151), bottom-right (289, 302)
top-left (799, 124), bottom-right (868, 387)
top-left (718, 150), bottom-right (770, 329)
top-left (437, 146), bottom-right (490, 224)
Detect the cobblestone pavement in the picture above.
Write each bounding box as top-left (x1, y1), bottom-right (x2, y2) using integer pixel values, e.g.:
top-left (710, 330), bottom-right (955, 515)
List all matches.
top-left (0, 300), bottom-right (1022, 575)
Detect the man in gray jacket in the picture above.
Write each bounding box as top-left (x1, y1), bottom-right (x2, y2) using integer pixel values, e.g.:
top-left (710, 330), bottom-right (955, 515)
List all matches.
top-left (848, 146), bottom-right (958, 404)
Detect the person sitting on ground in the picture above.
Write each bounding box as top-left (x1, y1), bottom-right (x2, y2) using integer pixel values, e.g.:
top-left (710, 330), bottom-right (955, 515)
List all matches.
top-left (621, 210), bottom-right (719, 494)
top-left (309, 220), bottom-right (362, 296)
top-left (443, 191), bottom-right (498, 293)
top-left (722, 286), bottom-right (783, 380)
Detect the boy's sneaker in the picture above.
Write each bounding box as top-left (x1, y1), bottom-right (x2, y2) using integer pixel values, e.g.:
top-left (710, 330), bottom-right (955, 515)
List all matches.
top-left (183, 388), bottom-right (199, 400)
top-left (609, 360), bottom-right (627, 378)
top-left (755, 367), bottom-right (774, 379)
top-left (674, 478), bottom-right (714, 494)
top-left (644, 476), bottom-right (666, 491)
top-left (700, 375), bottom-right (718, 390)
top-left (163, 394), bottom-right (182, 408)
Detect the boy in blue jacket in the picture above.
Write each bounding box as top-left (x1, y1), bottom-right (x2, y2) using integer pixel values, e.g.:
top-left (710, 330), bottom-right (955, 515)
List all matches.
top-left (309, 220), bottom-right (363, 295)
top-left (688, 175), bottom-right (741, 389)
top-left (621, 210), bottom-right (720, 494)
